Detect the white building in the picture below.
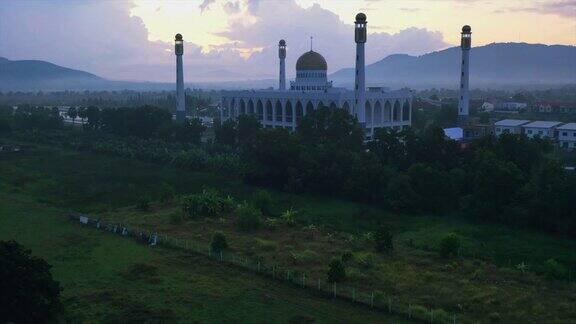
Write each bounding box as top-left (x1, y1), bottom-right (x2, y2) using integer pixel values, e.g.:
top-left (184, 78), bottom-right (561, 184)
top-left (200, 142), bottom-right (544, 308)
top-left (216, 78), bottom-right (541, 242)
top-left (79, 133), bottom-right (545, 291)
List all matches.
top-left (522, 121), bottom-right (563, 139)
top-left (221, 13), bottom-right (412, 137)
top-left (557, 123), bottom-right (576, 150)
top-left (494, 119), bottom-right (530, 137)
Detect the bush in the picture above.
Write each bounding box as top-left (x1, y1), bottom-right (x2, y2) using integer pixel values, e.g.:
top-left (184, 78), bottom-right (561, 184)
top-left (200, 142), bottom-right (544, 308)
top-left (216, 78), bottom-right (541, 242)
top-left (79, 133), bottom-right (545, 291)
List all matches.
top-left (210, 232), bottom-right (228, 253)
top-left (281, 208), bottom-right (297, 226)
top-left (237, 203), bottom-right (262, 232)
top-left (341, 250), bottom-right (354, 264)
top-left (374, 226), bottom-right (393, 254)
top-left (253, 189), bottom-right (273, 216)
top-left (543, 258), bottom-right (567, 280)
top-left (355, 252), bottom-right (375, 269)
top-left (327, 258), bottom-right (346, 283)
top-left (254, 238), bottom-right (277, 251)
top-left (0, 240), bottom-right (62, 323)
top-left (439, 233), bottom-right (461, 258)
top-left (182, 189), bottom-right (236, 219)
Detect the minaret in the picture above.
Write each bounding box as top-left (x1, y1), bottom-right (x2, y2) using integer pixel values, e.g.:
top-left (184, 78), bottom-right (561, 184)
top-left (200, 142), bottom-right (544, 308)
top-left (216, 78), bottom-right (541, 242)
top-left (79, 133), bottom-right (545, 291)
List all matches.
top-left (278, 39), bottom-right (286, 90)
top-left (354, 13), bottom-right (367, 126)
top-left (175, 33), bottom-right (186, 122)
top-left (458, 25), bottom-right (471, 125)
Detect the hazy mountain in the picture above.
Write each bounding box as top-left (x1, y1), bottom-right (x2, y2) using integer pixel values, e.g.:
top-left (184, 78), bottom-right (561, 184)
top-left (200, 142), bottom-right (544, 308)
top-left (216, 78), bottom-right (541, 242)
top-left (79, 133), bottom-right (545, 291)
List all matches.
top-left (0, 57), bottom-right (110, 90)
top-left (330, 43), bottom-right (576, 88)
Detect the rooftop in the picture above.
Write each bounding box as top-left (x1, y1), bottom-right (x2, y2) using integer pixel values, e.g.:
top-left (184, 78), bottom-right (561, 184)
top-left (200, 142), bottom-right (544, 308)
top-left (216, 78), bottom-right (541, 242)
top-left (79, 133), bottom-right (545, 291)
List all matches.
top-left (494, 119), bottom-right (530, 127)
top-left (558, 123), bottom-right (576, 131)
top-left (443, 127), bottom-right (463, 141)
top-left (522, 121), bottom-right (563, 128)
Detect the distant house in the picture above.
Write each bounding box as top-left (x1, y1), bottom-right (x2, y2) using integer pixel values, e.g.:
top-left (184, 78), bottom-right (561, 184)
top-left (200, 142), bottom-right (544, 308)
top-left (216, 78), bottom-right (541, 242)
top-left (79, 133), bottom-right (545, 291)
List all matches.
top-left (557, 123), bottom-right (576, 150)
top-left (480, 102), bottom-right (495, 112)
top-left (522, 121), bottom-right (563, 139)
top-left (494, 119), bottom-right (530, 137)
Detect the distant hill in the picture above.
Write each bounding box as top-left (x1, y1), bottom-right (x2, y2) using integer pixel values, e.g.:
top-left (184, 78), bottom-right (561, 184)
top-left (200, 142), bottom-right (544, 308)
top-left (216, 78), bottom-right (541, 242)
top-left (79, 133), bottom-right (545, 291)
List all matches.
top-left (330, 43), bottom-right (576, 88)
top-left (0, 57), bottom-right (110, 90)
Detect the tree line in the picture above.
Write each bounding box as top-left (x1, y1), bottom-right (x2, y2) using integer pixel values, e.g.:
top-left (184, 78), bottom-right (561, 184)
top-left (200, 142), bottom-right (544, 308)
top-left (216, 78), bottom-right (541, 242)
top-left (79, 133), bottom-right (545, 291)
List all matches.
top-left (2, 104), bottom-right (574, 236)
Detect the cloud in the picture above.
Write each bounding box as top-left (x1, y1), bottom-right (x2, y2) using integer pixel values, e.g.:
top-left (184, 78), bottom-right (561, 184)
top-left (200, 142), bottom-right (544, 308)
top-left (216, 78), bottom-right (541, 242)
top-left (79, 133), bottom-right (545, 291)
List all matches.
top-left (495, 0), bottom-right (576, 18)
top-left (199, 0), bottom-right (216, 13)
top-left (0, 0), bottom-right (448, 82)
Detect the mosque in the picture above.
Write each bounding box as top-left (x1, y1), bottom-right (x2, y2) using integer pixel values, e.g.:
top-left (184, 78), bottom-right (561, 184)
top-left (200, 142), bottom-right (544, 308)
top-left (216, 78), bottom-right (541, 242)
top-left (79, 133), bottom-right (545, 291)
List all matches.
top-left (214, 13), bottom-right (413, 136)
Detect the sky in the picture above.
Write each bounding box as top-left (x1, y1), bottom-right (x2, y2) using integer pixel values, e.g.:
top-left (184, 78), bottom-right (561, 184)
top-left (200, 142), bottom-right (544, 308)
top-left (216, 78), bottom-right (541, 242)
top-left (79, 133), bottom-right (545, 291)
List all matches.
top-left (0, 0), bottom-right (574, 82)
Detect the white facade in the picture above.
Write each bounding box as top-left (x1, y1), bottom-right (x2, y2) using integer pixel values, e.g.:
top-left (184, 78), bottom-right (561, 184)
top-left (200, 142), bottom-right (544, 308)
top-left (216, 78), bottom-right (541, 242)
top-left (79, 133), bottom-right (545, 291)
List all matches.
top-left (558, 123), bottom-right (576, 150)
top-left (494, 119), bottom-right (530, 137)
top-left (522, 121), bottom-right (563, 139)
top-left (221, 13), bottom-right (412, 137)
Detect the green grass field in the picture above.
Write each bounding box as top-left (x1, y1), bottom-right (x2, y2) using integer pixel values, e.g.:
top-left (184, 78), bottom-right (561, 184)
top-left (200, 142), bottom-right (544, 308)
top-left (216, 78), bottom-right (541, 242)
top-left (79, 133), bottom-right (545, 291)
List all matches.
top-left (1, 144), bottom-right (575, 323)
top-left (0, 146), bottom-right (410, 323)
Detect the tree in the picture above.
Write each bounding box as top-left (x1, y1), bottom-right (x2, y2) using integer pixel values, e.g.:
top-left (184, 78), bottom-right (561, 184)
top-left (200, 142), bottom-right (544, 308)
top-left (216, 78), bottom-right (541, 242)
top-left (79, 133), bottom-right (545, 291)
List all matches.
top-left (210, 232), bottom-right (228, 253)
top-left (297, 106), bottom-right (363, 150)
top-left (374, 226), bottom-right (393, 254)
top-left (177, 118), bottom-right (206, 144)
top-left (67, 107), bottom-right (78, 124)
top-left (0, 240), bottom-right (62, 323)
top-left (215, 119), bottom-right (237, 146)
top-left (327, 258), bottom-right (346, 283)
top-left (439, 233), bottom-right (461, 258)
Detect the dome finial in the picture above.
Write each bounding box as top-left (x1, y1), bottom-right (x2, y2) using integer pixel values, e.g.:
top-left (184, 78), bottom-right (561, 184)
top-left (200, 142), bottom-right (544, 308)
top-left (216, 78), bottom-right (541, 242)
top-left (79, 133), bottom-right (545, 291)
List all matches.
top-left (310, 36), bottom-right (313, 51)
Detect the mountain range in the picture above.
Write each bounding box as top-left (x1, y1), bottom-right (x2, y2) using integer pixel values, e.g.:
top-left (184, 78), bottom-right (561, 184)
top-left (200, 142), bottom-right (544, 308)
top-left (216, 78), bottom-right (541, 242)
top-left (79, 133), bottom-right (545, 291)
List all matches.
top-left (1, 42), bottom-right (574, 91)
top-left (330, 43), bottom-right (576, 88)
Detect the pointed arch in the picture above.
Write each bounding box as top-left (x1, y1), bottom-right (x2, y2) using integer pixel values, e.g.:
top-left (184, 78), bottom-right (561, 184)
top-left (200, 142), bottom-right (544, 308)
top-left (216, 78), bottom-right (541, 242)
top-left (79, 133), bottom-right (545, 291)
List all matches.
top-left (393, 100), bottom-right (401, 122)
top-left (266, 100), bottom-right (273, 121)
top-left (275, 100), bottom-right (283, 122)
top-left (329, 102), bottom-right (337, 110)
top-left (374, 101), bottom-right (383, 127)
top-left (365, 101), bottom-right (372, 127)
top-left (383, 101), bottom-right (392, 122)
top-left (296, 101), bottom-right (304, 123)
top-left (317, 101), bottom-right (325, 110)
top-left (402, 100), bottom-right (410, 121)
top-left (248, 99), bottom-right (255, 115)
top-left (285, 101), bottom-right (293, 123)
top-left (240, 99), bottom-right (246, 115)
top-left (257, 100), bottom-right (264, 121)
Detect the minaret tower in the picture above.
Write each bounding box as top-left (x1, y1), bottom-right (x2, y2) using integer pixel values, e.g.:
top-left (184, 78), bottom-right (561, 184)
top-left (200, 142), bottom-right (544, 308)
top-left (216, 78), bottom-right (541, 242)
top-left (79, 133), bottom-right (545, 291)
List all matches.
top-left (175, 33), bottom-right (186, 122)
top-left (279, 39), bottom-right (287, 90)
top-left (354, 13), bottom-right (367, 127)
top-left (458, 25), bottom-right (471, 125)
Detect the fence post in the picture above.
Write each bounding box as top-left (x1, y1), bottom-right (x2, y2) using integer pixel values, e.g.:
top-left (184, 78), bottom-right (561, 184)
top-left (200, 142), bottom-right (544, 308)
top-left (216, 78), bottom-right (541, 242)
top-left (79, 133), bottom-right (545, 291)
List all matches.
top-left (317, 278), bottom-right (321, 290)
top-left (388, 297), bottom-right (392, 313)
top-left (409, 304), bottom-right (412, 319)
top-left (220, 251), bottom-right (223, 261)
top-left (302, 273), bottom-right (306, 288)
top-left (370, 292), bottom-right (374, 308)
top-left (257, 262), bottom-right (260, 272)
top-left (431, 309), bottom-right (434, 323)
top-left (272, 266), bottom-right (275, 279)
top-left (453, 314), bottom-right (456, 324)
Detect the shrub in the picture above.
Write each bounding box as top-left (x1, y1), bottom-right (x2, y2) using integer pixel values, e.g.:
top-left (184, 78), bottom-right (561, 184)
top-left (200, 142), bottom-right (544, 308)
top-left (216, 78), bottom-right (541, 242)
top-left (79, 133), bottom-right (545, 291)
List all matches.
top-left (210, 232), bottom-right (228, 253)
top-left (181, 189), bottom-right (235, 219)
top-left (439, 233), bottom-right (461, 258)
top-left (341, 250), bottom-right (354, 264)
top-left (327, 258), bottom-right (346, 283)
top-left (281, 208), bottom-right (297, 226)
top-left (543, 258), bottom-right (567, 280)
top-left (374, 226), bottom-right (393, 254)
top-left (253, 189), bottom-right (273, 215)
top-left (237, 203), bottom-right (262, 232)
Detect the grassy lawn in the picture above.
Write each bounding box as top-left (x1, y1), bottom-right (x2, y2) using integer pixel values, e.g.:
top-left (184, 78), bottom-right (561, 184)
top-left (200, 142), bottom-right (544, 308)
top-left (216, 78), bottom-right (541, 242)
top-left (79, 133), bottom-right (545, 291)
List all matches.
top-left (1, 144), bottom-right (575, 323)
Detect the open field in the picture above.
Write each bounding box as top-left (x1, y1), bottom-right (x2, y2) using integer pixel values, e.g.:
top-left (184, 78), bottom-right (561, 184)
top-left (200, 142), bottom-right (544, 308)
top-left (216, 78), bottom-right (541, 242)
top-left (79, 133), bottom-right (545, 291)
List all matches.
top-left (1, 144), bottom-right (576, 322)
top-left (0, 173), bottom-right (408, 322)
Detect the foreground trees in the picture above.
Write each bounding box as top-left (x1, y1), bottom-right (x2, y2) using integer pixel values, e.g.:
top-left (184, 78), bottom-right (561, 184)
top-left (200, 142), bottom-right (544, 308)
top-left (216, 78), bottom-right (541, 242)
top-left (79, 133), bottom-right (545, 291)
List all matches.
top-left (0, 240), bottom-right (62, 323)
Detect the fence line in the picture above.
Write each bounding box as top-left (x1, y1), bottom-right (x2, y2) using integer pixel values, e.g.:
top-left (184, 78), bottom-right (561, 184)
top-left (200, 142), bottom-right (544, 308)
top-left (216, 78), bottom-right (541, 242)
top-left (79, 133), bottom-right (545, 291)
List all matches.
top-left (71, 213), bottom-right (461, 324)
